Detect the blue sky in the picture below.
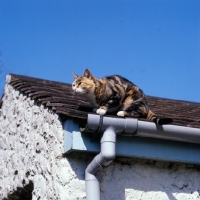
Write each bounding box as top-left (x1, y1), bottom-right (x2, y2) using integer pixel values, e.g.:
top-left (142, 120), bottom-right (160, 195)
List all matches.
top-left (0, 0), bottom-right (200, 102)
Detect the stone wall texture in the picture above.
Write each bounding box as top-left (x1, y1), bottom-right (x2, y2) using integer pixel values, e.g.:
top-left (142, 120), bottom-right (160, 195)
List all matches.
top-left (0, 75), bottom-right (200, 200)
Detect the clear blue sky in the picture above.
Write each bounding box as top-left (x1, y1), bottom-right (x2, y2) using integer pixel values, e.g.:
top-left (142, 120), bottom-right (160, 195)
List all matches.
top-left (0, 0), bottom-right (200, 102)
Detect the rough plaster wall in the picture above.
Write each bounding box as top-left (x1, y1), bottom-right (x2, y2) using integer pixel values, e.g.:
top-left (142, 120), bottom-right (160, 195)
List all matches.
top-left (68, 154), bottom-right (200, 200)
top-left (0, 77), bottom-right (86, 200)
top-left (0, 76), bottom-right (200, 200)
top-left (99, 158), bottom-right (200, 200)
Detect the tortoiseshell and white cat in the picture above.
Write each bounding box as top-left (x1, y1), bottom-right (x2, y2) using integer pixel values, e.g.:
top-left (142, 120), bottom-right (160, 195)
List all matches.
top-left (72, 69), bottom-right (173, 125)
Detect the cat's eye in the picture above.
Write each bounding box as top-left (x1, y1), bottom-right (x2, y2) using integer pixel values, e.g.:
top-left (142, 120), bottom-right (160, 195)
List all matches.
top-left (78, 82), bottom-right (82, 86)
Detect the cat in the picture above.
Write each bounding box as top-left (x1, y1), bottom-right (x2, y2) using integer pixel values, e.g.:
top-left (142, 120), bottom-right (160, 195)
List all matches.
top-left (71, 69), bottom-right (173, 125)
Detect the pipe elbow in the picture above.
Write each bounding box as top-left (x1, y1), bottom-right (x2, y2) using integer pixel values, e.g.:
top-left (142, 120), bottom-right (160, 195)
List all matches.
top-left (96, 151), bottom-right (115, 167)
top-left (85, 168), bottom-right (97, 181)
top-left (101, 150), bottom-right (115, 161)
top-left (100, 140), bottom-right (116, 163)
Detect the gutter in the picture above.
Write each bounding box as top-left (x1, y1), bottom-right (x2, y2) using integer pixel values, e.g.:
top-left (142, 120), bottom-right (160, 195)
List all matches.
top-left (85, 114), bottom-right (200, 144)
top-left (84, 114), bottom-right (200, 200)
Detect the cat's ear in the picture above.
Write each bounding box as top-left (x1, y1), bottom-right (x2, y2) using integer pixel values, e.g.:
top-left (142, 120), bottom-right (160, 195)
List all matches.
top-left (83, 69), bottom-right (94, 80)
top-left (71, 72), bottom-right (78, 79)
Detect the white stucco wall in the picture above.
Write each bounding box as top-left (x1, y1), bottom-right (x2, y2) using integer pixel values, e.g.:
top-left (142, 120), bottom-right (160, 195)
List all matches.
top-left (0, 76), bottom-right (200, 200)
top-left (0, 77), bottom-right (86, 200)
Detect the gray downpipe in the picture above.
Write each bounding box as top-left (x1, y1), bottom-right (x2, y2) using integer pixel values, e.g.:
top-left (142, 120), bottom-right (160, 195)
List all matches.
top-left (85, 126), bottom-right (116, 200)
top-left (85, 115), bottom-right (138, 200)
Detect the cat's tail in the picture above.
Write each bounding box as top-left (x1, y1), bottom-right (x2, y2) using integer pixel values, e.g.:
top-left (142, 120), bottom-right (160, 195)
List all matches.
top-left (147, 110), bottom-right (173, 125)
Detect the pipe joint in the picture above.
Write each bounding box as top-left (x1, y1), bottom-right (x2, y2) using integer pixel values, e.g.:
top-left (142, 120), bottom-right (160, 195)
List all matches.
top-left (87, 114), bottom-right (138, 135)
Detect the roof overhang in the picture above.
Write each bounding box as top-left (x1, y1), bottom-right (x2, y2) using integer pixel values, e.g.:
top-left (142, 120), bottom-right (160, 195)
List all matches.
top-left (64, 114), bottom-right (200, 165)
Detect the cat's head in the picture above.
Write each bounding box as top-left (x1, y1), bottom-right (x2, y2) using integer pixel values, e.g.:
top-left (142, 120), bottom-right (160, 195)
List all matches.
top-left (71, 69), bottom-right (96, 95)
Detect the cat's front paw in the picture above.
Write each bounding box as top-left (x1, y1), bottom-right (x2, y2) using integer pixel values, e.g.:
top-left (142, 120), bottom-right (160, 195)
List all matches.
top-left (96, 108), bottom-right (107, 115)
top-left (117, 111), bottom-right (125, 117)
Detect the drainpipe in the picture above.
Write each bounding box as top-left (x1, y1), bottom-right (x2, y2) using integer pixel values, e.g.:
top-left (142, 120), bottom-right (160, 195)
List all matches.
top-left (84, 114), bottom-right (200, 200)
top-left (85, 115), bottom-right (138, 200)
top-left (85, 126), bottom-right (116, 200)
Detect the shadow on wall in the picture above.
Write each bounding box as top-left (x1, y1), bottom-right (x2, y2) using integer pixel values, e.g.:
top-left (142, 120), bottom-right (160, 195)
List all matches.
top-left (66, 152), bottom-right (200, 200)
top-left (65, 152), bottom-right (95, 181)
top-left (2, 181), bottom-right (34, 200)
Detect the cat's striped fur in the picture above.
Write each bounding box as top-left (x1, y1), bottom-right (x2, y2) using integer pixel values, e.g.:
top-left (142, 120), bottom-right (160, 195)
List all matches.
top-left (72, 69), bottom-right (173, 125)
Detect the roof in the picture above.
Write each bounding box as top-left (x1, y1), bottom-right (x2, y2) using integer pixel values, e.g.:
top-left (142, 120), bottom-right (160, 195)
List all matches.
top-left (5, 74), bottom-right (200, 129)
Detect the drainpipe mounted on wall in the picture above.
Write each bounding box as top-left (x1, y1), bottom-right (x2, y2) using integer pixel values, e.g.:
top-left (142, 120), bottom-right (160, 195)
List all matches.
top-left (85, 126), bottom-right (116, 200)
top-left (85, 115), bottom-right (138, 200)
